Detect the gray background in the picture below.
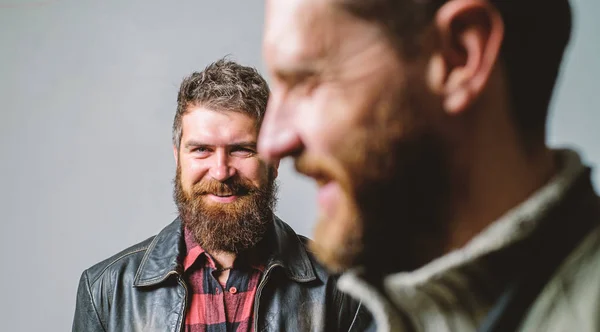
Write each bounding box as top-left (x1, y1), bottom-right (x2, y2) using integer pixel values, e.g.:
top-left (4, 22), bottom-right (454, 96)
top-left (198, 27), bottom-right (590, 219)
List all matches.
top-left (0, 0), bottom-right (598, 330)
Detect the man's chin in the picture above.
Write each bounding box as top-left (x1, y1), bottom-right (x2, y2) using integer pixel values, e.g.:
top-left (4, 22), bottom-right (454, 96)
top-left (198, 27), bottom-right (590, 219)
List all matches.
top-left (310, 205), bottom-right (364, 274)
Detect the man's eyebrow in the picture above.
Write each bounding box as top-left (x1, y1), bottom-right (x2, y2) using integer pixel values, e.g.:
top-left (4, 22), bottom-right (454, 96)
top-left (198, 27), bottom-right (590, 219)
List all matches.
top-left (183, 141), bottom-right (257, 149)
top-left (229, 142), bottom-right (257, 149)
top-left (184, 140), bottom-right (211, 149)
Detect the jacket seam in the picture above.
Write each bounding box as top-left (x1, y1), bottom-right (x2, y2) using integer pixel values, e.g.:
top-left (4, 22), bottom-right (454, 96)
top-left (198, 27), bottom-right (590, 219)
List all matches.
top-left (89, 247), bottom-right (149, 285)
top-left (268, 259), bottom-right (314, 283)
top-left (333, 281), bottom-right (345, 329)
top-left (83, 270), bottom-right (108, 332)
top-left (347, 301), bottom-right (362, 331)
top-left (292, 234), bottom-right (318, 282)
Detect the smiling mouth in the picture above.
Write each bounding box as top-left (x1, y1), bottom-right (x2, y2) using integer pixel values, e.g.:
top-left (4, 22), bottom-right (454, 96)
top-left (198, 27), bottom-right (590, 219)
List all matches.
top-left (211, 193), bottom-right (235, 197)
top-left (205, 193), bottom-right (239, 203)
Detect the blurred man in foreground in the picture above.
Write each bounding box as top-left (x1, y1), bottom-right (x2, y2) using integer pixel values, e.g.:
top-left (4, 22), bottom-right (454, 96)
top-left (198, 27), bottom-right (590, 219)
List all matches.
top-left (259, 0), bottom-right (600, 331)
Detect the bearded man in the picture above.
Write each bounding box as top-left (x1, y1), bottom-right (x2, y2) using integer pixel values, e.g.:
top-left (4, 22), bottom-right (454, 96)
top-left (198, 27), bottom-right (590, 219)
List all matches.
top-left (72, 58), bottom-right (370, 332)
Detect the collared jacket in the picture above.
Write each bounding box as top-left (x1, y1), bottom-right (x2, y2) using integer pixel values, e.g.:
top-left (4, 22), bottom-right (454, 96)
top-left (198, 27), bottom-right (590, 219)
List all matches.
top-left (337, 150), bottom-right (600, 332)
top-left (73, 216), bottom-right (371, 332)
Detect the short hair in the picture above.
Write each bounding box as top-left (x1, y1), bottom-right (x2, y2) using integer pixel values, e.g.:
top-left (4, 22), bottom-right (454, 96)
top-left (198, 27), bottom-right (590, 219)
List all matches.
top-left (173, 58), bottom-right (270, 149)
top-left (336, 0), bottom-right (572, 148)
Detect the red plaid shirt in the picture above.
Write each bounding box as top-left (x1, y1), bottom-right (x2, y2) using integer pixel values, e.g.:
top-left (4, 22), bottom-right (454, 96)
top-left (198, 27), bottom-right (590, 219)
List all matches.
top-left (183, 228), bottom-right (264, 332)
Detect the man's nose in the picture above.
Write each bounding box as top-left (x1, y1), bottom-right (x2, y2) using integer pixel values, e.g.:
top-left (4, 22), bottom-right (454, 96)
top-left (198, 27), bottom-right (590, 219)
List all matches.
top-left (258, 96), bottom-right (303, 163)
top-left (209, 151), bottom-right (236, 182)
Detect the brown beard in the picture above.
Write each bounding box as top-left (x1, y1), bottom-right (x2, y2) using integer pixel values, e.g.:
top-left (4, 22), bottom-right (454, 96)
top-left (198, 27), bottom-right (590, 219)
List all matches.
top-left (173, 166), bottom-right (278, 254)
top-left (351, 132), bottom-right (450, 280)
top-left (305, 71), bottom-right (451, 279)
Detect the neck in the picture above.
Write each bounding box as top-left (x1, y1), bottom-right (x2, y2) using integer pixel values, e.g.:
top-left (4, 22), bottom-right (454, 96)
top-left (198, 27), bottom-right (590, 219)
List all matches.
top-left (443, 109), bottom-right (555, 253)
top-left (209, 250), bottom-right (237, 270)
top-left (208, 250), bottom-right (237, 285)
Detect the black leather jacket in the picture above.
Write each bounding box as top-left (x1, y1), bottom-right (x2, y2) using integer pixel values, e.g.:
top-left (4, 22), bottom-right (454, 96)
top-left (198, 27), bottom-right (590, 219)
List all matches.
top-left (72, 216), bottom-right (371, 331)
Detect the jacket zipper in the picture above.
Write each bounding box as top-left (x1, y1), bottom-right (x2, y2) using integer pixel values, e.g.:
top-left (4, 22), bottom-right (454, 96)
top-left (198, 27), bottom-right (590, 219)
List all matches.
top-left (253, 263), bottom-right (282, 332)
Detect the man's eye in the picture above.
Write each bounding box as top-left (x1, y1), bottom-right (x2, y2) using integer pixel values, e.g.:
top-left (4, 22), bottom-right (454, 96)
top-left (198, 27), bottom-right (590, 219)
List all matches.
top-left (231, 148), bottom-right (255, 157)
top-left (192, 147), bottom-right (211, 155)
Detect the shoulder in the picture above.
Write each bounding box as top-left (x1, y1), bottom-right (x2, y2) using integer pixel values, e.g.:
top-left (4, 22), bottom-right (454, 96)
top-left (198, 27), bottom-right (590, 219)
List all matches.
top-left (297, 233), bottom-right (324, 261)
top-left (555, 224), bottom-right (600, 285)
top-left (271, 217), bottom-right (374, 330)
top-left (296, 234), bottom-right (313, 251)
top-left (295, 234), bottom-right (331, 272)
top-left (296, 234), bottom-right (375, 330)
top-left (521, 225), bottom-right (600, 331)
top-left (290, 229), bottom-right (334, 277)
top-left (82, 235), bottom-right (155, 286)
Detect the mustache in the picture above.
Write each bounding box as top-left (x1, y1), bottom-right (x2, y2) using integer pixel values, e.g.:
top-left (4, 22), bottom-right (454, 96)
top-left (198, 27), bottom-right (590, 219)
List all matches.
top-left (191, 177), bottom-right (255, 197)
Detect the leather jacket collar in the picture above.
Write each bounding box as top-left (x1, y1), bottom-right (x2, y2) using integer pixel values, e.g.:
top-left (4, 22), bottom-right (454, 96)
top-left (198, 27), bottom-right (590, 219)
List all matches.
top-left (133, 216), bottom-right (317, 287)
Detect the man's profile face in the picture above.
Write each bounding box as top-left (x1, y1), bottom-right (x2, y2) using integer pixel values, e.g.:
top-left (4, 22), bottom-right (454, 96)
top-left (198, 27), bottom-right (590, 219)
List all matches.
top-left (260, 0), bottom-right (448, 273)
top-left (175, 107), bottom-right (278, 253)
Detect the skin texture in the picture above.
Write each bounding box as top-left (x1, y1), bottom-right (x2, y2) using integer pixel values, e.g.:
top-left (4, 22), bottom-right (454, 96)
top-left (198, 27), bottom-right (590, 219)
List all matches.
top-left (176, 107), bottom-right (272, 195)
top-left (259, 0), bottom-right (555, 275)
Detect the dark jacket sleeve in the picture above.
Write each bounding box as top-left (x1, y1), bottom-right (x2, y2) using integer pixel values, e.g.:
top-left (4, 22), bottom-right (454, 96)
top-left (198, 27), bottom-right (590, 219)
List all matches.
top-left (327, 276), bottom-right (373, 331)
top-left (72, 270), bottom-right (106, 332)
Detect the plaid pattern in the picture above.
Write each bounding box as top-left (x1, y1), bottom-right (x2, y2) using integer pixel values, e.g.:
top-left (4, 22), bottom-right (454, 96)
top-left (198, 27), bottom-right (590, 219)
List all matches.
top-left (183, 228), bottom-right (264, 332)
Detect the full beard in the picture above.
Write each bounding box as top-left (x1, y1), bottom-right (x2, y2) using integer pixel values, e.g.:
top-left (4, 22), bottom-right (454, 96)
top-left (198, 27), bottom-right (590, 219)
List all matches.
top-left (173, 167), bottom-right (278, 254)
top-left (307, 76), bottom-right (451, 279)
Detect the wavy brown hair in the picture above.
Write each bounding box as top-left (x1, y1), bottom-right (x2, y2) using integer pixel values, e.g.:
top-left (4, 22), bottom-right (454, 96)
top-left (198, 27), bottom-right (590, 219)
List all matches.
top-left (173, 58), bottom-right (270, 150)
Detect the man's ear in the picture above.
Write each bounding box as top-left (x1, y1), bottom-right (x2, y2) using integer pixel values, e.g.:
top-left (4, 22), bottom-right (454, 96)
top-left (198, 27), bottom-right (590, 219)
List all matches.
top-left (427, 0), bottom-right (504, 115)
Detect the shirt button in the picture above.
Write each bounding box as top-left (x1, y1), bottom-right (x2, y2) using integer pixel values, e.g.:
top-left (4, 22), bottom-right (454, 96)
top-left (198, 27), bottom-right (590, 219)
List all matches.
top-left (215, 287), bottom-right (220, 294)
top-left (229, 287), bottom-right (237, 294)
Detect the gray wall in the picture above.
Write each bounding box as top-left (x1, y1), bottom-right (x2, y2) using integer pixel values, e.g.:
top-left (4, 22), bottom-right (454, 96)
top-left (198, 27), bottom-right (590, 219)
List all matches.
top-left (0, 0), bottom-right (598, 330)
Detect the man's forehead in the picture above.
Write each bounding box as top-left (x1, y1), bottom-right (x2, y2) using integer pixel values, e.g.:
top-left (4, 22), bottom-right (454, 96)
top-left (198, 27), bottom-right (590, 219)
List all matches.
top-left (182, 128), bottom-right (257, 147)
top-left (263, 0), bottom-right (389, 77)
top-left (182, 108), bottom-right (258, 138)
top-left (264, 0), bottom-right (339, 68)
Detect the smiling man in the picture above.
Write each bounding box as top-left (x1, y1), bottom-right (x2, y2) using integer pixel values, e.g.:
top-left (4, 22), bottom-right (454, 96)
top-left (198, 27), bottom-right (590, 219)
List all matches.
top-left (72, 59), bottom-right (370, 332)
top-left (259, 0), bottom-right (600, 331)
